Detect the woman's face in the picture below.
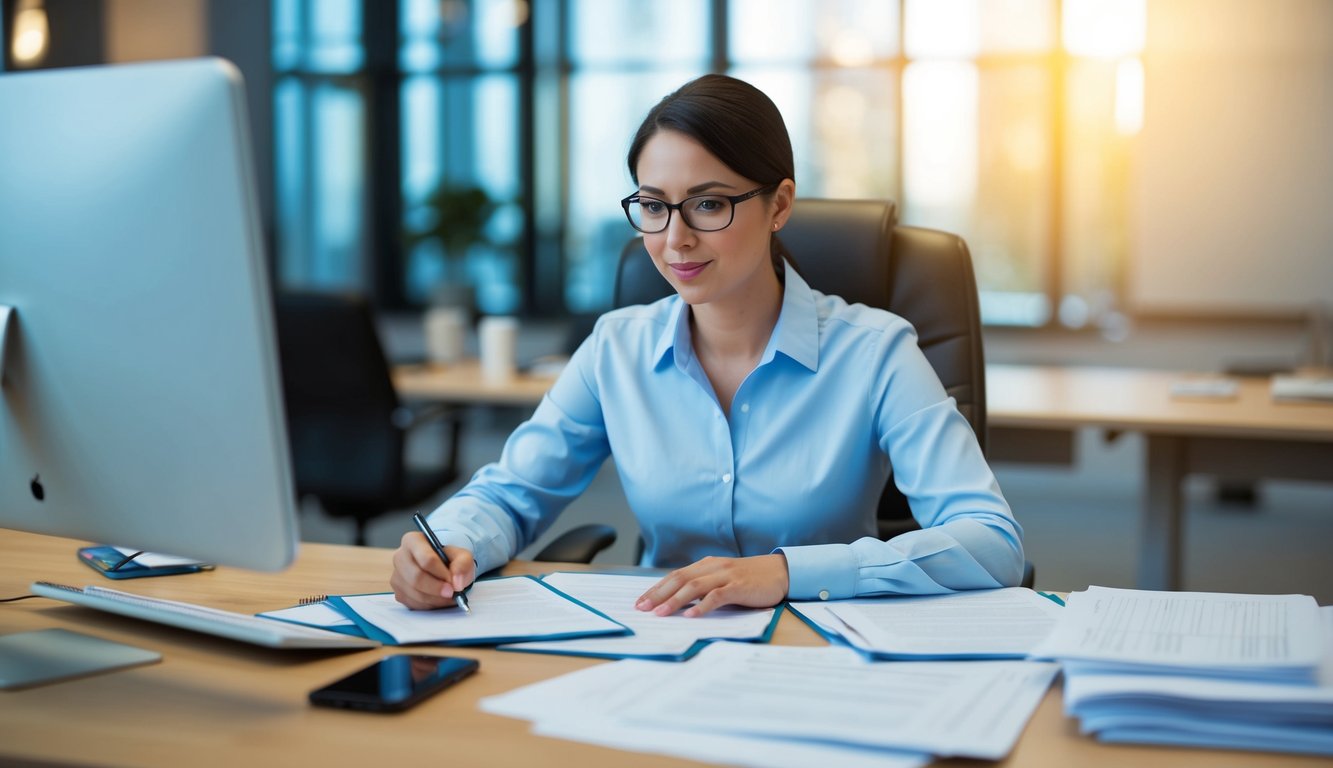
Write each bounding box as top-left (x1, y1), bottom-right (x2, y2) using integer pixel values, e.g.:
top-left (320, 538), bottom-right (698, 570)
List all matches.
top-left (633, 129), bottom-right (791, 309)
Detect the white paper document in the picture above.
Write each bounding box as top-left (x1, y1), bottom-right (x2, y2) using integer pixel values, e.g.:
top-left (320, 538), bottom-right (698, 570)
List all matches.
top-left (335, 576), bottom-right (626, 645)
top-left (517, 641), bottom-right (1055, 760)
top-left (1058, 606), bottom-right (1333, 757)
top-left (499, 572), bottom-right (778, 659)
top-left (790, 587), bottom-right (1062, 659)
top-left (1030, 586), bottom-right (1323, 682)
top-left (481, 659), bottom-right (929, 768)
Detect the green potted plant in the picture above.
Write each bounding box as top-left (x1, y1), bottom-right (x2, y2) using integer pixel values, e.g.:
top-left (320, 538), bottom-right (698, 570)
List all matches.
top-left (404, 183), bottom-right (498, 365)
top-left (404, 183), bottom-right (499, 311)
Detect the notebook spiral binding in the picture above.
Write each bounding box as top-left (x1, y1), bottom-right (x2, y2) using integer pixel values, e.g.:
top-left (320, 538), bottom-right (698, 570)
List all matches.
top-left (298, 594), bottom-right (328, 606)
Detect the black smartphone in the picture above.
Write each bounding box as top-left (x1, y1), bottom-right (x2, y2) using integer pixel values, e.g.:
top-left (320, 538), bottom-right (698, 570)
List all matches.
top-left (77, 545), bottom-right (214, 580)
top-left (308, 654), bottom-right (479, 713)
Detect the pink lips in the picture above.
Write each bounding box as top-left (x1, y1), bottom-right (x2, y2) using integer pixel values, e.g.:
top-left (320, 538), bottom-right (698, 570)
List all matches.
top-left (668, 261), bottom-right (709, 281)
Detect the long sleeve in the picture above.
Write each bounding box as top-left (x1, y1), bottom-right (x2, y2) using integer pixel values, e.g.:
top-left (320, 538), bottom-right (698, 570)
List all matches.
top-left (777, 299), bottom-right (1023, 601)
top-left (424, 337), bottom-right (612, 576)
top-left (777, 399), bottom-right (1025, 600)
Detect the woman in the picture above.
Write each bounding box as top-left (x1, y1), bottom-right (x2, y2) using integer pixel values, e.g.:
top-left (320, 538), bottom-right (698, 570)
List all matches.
top-left (391, 74), bottom-right (1023, 617)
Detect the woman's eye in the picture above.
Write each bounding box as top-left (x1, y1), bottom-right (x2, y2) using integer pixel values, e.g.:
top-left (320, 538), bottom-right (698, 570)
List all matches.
top-left (642, 200), bottom-right (666, 215)
top-left (692, 197), bottom-right (724, 213)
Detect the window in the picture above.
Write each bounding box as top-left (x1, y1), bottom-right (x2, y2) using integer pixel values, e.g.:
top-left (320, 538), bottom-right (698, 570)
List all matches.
top-left (561, 0), bottom-right (712, 311)
top-left (273, 0), bottom-right (528, 314)
top-left (272, 0), bottom-right (1145, 328)
top-left (399, 0), bottom-right (526, 312)
top-left (272, 0), bottom-right (368, 292)
top-left (902, 0), bottom-right (1059, 325)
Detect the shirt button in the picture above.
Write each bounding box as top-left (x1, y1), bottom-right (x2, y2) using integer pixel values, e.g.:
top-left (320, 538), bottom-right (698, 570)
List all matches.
top-left (721, 473), bottom-right (733, 484)
top-left (740, 403), bottom-right (750, 413)
top-left (818, 590), bottom-right (830, 601)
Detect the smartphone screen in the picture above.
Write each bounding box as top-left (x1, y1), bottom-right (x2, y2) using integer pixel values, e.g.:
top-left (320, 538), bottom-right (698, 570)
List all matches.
top-left (308, 654), bottom-right (479, 712)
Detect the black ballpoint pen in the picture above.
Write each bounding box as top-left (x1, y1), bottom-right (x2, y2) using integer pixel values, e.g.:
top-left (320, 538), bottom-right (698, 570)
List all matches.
top-left (412, 513), bottom-right (471, 614)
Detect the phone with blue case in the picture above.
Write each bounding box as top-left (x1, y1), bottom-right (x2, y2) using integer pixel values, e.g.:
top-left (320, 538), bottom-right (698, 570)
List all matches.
top-left (77, 545), bottom-right (213, 580)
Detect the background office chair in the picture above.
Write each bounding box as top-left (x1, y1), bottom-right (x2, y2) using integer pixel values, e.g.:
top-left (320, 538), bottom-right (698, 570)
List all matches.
top-left (275, 291), bottom-right (462, 545)
top-left (533, 199), bottom-right (1032, 588)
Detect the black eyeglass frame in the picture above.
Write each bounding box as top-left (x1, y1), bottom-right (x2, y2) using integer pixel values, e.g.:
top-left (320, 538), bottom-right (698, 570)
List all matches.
top-left (619, 182), bottom-right (780, 234)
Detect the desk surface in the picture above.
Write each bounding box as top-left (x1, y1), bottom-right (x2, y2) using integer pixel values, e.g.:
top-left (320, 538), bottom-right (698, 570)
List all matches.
top-left (1, 530), bottom-right (1322, 767)
top-left (394, 359), bottom-right (555, 406)
top-left (986, 364), bottom-right (1333, 441)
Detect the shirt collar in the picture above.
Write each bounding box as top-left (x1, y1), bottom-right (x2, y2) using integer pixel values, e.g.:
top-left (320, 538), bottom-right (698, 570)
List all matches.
top-left (766, 262), bottom-right (819, 371)
top-left (651, 299), bottom-right (688, 370)
top-left (650, 259), bottom-right (820, 373)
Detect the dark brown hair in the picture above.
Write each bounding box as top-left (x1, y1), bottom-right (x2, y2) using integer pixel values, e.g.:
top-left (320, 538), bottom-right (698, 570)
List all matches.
top-left (627, 74), bottom-right (796, 274)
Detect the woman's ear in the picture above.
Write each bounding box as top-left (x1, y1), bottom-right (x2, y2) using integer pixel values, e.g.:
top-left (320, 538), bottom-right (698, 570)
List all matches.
top-left (772, 179), bottom-right (796, 231)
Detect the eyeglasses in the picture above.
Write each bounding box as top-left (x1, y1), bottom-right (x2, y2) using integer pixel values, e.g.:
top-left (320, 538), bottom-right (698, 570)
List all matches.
top-left (620, 182), bottom-right (779, 234)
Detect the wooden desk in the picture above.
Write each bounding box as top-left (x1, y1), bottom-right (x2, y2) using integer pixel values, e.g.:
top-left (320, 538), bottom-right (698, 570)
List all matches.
top-left (393, 359), bottom-right (555, 407)
top-left (393, 361), bottom-right (1333, 592)
top-left (2, 529), bottom-right (1320, 767)
top-left (987, 365), bottom-right (1333, 591)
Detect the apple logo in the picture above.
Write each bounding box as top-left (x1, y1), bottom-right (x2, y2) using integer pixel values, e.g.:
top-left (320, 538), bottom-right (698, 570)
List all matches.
top-left (30, 474), bottom-right (44, 501)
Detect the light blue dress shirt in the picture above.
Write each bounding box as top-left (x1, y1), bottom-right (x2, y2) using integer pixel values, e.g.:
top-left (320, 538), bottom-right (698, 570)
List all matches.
top-left (427, 264), bottom-right (1024, 600)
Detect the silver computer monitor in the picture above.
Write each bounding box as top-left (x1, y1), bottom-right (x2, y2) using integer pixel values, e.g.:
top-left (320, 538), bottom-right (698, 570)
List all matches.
top-left (0, 58), bottom-right (298, 571)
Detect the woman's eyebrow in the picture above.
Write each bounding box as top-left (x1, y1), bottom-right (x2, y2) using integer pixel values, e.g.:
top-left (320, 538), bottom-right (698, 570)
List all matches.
top-left (638, 181), bottom-right (738, 196)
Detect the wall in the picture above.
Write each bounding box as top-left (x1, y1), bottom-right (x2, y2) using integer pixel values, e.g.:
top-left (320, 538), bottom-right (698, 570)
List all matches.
top-left (104, 0), bottom-right (205, 62)
top-left (1131, 0), bottom-right (1333, 317)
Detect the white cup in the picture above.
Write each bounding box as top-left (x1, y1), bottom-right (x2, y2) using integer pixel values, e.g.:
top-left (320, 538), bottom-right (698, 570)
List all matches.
top-left (479, 315), bottom-right (519, 382)
top-left (423, 306), bottom-right (467, 365)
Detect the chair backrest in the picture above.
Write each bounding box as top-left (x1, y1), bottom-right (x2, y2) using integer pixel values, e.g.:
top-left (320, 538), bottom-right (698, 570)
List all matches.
top-left (613, 198), bottom-right (987, 525)
top-left (274, 290), bottom-right (403, 501)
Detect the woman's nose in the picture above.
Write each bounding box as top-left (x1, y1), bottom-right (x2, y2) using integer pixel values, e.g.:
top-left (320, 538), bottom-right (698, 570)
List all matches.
top-left (663, 210), bottom-right (696, 251)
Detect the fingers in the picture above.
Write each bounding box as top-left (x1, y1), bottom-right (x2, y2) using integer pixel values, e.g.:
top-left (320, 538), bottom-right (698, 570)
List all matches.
top-left (635, 564), bottom-right (713, 617)
top-left (390, 532), bottom-right (475, 610)
top-left (635, 554), bottom-right (789, 618)
top-left (445, 547), bottom-right (476, 595)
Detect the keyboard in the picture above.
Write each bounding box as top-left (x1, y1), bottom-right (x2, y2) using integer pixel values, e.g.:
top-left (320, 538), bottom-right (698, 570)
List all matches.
top-left (32, 581), bottom-right (379, 650)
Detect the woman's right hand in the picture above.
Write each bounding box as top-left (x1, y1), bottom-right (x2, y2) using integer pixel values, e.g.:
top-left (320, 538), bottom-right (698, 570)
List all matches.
top-left (390, 531), bottom-right (477, 610)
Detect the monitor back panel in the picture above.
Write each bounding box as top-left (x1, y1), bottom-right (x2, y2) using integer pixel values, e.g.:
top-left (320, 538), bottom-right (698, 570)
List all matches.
top-left (0, 59), bottom-right (299, 570)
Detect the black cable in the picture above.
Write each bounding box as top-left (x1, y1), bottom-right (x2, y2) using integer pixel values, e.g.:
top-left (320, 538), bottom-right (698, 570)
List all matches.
top-left (0, 594), bottom-right (42, 603)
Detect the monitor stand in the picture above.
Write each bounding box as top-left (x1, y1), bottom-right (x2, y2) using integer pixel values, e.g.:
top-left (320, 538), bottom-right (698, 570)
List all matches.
top-left (0, 628), bottom-right (161, 690)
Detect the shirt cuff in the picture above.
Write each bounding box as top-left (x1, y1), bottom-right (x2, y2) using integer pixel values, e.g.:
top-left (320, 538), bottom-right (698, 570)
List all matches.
top-left (776, 543), bottom-right (860, 601)
top-left (431, 529), bottom-right (499, 576)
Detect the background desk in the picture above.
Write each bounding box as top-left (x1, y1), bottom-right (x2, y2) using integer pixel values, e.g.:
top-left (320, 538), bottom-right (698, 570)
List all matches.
top-left (394, 359), bottom-right (555, 406)
top-left (986, 365), bottom-right (1333, 591)
top-left (394, 361), bottom-right (1333, 593)
top-left (2, 529), bottom-right (1323, 767)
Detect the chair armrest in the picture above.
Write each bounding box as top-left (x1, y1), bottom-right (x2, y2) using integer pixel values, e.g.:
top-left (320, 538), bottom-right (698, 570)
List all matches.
top-left (391, 402), bottom-right (459, 431)
top-left (532, 524), bottom-right (618, 564)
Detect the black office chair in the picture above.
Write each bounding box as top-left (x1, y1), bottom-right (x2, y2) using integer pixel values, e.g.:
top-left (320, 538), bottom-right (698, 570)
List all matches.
top-left (534, 200), bottom-right (1032, 588)
top-left (275, 291), bottom-right (462, 546)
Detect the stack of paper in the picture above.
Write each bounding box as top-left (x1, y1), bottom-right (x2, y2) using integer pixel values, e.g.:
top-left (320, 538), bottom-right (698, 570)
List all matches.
top-left (1030, 585), bottom-right (1333, 757)
top-left (483, 641), bottom-right (1058, 766)
top-left (788, 587), bottom-right (1063, 659)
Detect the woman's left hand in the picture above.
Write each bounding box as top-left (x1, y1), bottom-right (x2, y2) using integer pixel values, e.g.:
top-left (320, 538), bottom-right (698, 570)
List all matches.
top-left (635, 553), bottom-right (789, 617)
